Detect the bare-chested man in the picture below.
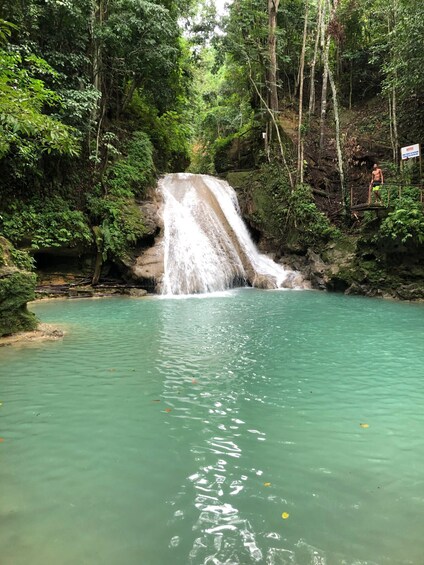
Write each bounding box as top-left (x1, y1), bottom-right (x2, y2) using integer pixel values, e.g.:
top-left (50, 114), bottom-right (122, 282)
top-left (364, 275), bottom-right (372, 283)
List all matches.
top-left (369, 163), bottom-right (384, 203)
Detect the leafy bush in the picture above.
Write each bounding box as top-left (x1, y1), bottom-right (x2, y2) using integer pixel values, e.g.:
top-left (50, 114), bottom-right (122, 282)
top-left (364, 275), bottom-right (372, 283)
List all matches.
top-left (104, 131), bottom-right (155, 197)
top-left (379, 197), bottom-right (424, 245)
top-left (10, 248), bottom-right (35, 271)
top-left (251, 164), bottom-right (338, 249)
top-left (0, 197), bottom-right (93, 249)
top-left (128, 92), bottom-right (191, 172)
top-left (87, 194), bottom-right (146, 260)
top-left (0, 50), bottom-right (79, 161)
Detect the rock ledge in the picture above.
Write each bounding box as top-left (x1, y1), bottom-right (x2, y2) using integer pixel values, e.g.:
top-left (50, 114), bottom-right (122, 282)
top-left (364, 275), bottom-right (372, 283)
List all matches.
top-left (0, 323), bottom-right (65, 347)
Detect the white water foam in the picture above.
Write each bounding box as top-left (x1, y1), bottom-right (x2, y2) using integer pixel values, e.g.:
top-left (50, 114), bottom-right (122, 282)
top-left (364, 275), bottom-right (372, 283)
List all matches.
top-left (161, 173), bottom-right (306, 295)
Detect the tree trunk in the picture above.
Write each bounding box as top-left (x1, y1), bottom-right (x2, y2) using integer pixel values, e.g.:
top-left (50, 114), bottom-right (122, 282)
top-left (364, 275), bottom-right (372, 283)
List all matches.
top-left (297, 1), bottom-right (309, 184)
top-left (267, 0), bottom-right (280, 113)
top-left (388, 95), bottom-right (396, 163)
top-left (319, 34), bottom-right (330, 151)
top-left (91, 0), bottom-right (108, 167)
top-left (392, 85), bottom-right (399, 165)
top-left (328, 66), bottom-right (346, 210)
top-left (308, 0), bottom-right (324, 117)
top-left (247, 58), bottom-right (294, 189)
top-left (92, 226), bottom-right (104, 286)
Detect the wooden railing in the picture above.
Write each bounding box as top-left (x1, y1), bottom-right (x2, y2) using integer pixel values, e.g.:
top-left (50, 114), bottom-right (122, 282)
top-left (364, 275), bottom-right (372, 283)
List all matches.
top-left (350, 182), bottom-right (424, 210)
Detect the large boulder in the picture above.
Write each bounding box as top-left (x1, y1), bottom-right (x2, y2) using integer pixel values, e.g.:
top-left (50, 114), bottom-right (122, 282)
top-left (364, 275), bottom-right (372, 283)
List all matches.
top-left (0, 237), bottom-right (37, 336)
top-left (139, 201), bottom-right (161, 237)
top-left (130, 237), bottom-right (164, 292)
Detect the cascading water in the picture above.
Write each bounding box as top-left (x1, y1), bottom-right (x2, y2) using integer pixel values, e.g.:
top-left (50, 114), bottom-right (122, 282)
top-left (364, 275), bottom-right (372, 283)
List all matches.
top-left (161, 173), bottom-right (306, 295)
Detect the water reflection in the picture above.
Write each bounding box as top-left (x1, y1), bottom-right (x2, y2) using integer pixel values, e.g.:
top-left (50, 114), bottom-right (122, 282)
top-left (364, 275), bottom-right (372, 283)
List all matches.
top-left (157, 294), bottom-right (269, 563)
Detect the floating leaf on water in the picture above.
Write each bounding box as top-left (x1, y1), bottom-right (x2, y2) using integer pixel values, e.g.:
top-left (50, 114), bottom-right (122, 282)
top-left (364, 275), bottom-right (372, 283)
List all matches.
top-left (0, 438), bottom-right (4, 443)
top-left (281, 512), bottom-right (289, 520)
top-left (192, 379), bottom-right (198, 384)
top-left (360, 423), bottom-right (369, 428)
top-left (152, 399), bottom-right (161, 403)
top-left (165, 408), bottom-right (172, 413)
top-left (264, 482), bottom-right (271, 487)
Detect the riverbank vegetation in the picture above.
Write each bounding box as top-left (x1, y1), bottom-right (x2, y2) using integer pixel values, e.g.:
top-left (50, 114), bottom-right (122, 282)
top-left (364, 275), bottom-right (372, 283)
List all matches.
top-left (1, 0), bottom-right (424, 332)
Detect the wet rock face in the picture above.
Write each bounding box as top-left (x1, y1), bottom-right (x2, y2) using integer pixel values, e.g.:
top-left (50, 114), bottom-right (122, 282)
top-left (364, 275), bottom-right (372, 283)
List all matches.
top-left (130, 238), bottom-right (164, 292)
top-left (123, 199), bottom-right (164, 292)
top-left (0, 237), bottom-right (38, 337)
top-left (304, 250), bottom-right (330, 290)
top-left (0, 263), bottom-right (37, 337)
top-left (251, 273), bottom-right (277, 289)
top-left (139, 201), bottom-right (161, 237)
top-left (395, 284), bottom-right (424, 301)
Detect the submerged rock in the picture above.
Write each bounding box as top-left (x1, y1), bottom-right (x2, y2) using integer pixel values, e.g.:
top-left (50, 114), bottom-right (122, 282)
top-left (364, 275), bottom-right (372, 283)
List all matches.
top-left (126, 288), bottom-right (148, 297)
top-left (0, 323), bottom-right (64, 347)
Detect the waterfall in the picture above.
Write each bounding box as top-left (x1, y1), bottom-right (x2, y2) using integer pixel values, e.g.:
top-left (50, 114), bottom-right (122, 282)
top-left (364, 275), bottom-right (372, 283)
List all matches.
top-left (160, 173), bottom-right (306, 295)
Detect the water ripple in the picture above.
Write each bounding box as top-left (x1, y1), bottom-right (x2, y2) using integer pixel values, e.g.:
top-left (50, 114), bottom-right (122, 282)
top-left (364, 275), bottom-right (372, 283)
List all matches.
top-left (1, 292), bottom-right (424, 564)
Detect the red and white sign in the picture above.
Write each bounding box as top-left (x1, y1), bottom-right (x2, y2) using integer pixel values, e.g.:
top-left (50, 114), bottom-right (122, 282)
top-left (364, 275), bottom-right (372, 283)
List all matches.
top-left (401, 144), bottom-right (420, 160)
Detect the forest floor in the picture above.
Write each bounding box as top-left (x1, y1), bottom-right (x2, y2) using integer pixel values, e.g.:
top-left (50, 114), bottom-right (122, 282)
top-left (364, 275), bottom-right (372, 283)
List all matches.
top-left (279, 97), bottom-right (394, 222)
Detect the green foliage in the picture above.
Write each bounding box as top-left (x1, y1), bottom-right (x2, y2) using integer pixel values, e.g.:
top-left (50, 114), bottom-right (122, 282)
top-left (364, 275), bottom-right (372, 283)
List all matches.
top-left (88, 193), bottom-right (146, 260)
top-left (0, 198), bottom-right (93, 250)
top-left (189, 47), bottom-right (257, 173)
top-left (380, 0), bottom-right (424, 131)
top-left (252, 164), bottom-right (339, 249)
top-left (99, 0), bottom-right (182, 113)
top-left (0, 270), bottom-right (37, 336)
top-left (379, 197), bottom-right (424, 245)
top-left (0, 50), bottom-right (79, 161)
top-left (0, 234), bottom-right (35, 273)
top-left (155, 110), bottom-right (193, 170)
top-left (127, 89), bottom-right (192, 172)
top-left (0, 19), bottom-right (16, 44)
top-left (88, 131), bottom-right (152, 260)
top-left (9, 248), bottom-right (35, 271)
top-left (104, 132), bottom-right (155, 197)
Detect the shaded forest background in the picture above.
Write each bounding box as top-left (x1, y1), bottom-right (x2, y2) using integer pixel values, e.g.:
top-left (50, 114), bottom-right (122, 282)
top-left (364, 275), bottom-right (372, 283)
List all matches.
top-left (1, 0), bottom-right (424, 274)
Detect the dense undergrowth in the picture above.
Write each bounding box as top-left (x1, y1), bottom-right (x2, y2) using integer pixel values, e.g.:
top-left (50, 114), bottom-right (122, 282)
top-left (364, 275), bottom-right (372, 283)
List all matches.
top-left (240, 163), bottom-right (340, 251)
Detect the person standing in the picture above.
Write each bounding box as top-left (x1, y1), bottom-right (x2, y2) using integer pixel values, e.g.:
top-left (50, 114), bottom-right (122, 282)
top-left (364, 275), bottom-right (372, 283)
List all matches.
top-left (369, 163), bottom-right (384, 204)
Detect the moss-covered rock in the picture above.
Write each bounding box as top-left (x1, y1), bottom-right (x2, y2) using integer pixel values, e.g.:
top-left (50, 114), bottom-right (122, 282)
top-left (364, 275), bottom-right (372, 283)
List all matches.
top-left (0, 237), bottom-right (37, 337)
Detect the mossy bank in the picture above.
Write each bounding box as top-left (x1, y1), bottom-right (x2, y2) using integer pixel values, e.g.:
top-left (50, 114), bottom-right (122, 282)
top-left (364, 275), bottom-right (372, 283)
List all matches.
top-left (227, 168), bottom-right (424, 302)
top-left (0, 237), bottom-right (37, 337)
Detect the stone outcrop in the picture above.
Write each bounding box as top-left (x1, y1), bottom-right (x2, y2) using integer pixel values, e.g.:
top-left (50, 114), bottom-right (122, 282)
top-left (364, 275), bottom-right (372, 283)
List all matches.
top-left (139, 201), bottom-right (161, 237)
top-left (281, 236), bottom-right (424, 301)
top-left (130, 238), bottom-right (164, 292)
top-left (0, 237), bottom-right (37, 337)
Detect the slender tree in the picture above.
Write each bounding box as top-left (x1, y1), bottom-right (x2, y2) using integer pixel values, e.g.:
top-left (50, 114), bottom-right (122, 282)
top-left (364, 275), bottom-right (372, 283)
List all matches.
top-left (267, 0), bottom-right (280, 113)
top-left (297, 0), bottom-right (309, 184)
top-left (308, 0), bottom-right (324, 117)
top-left (319, 0), bottom-right (330, 151)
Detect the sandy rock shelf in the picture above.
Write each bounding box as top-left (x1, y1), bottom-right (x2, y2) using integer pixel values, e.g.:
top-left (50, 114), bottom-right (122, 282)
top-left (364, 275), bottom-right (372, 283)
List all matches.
top-left (0, 323), bottom-right (65, 347)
